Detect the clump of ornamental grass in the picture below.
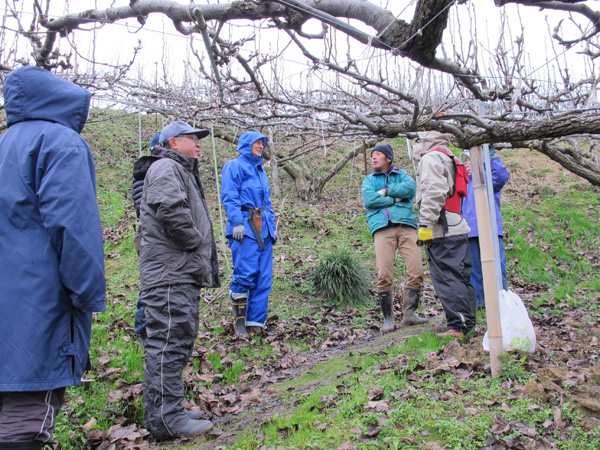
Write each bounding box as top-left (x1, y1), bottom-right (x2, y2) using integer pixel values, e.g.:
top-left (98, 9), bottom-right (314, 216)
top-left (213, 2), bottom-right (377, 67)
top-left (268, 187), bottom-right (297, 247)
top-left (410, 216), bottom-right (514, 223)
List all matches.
top-left (310, 247), bottom-right (371, 307)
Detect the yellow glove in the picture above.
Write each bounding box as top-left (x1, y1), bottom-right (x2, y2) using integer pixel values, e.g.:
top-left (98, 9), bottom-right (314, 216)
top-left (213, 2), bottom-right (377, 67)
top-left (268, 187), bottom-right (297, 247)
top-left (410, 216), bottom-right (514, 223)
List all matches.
top-left (417, 227), bottom-right (433, 247)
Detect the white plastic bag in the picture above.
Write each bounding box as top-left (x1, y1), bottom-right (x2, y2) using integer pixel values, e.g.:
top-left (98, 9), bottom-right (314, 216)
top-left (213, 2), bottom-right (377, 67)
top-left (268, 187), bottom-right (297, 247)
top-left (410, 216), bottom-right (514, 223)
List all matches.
top-left (483, 289), bottom-right (536, 353)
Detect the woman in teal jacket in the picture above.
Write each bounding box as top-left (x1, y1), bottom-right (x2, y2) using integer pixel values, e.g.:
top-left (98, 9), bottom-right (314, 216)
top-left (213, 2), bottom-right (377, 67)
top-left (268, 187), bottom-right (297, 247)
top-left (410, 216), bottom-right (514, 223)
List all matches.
top-left (361, 144), bottom-right (426, 332)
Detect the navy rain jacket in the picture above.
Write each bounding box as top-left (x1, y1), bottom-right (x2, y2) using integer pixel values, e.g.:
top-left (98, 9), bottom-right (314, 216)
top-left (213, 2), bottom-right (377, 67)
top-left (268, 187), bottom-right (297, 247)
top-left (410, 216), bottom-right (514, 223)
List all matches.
top-left (0, 66), bottom-right (106, 391)
top-left (221, 131), bottom-right (276, 241)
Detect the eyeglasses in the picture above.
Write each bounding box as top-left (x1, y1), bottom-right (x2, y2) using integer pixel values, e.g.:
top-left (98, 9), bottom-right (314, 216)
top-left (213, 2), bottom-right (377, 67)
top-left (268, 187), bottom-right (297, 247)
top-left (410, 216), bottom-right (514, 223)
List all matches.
top-left (180, 134), bottom-right (200, 143)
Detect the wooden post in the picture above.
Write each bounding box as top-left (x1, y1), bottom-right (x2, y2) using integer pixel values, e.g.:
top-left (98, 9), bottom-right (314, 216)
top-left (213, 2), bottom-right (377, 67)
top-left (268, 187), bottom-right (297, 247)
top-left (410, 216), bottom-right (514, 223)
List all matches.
top-left (470, 145), bottom-right (503, 377)
top-left (363, 140), bottom-right (368, 176)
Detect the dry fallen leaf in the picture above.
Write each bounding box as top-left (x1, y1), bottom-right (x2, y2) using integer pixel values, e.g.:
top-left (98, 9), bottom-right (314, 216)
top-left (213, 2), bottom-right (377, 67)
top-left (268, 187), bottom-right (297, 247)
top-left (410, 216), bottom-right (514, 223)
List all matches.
top-left (82, 418), bottom-right (97, 432)
top-left (491, 415), bottom-right (510, 434)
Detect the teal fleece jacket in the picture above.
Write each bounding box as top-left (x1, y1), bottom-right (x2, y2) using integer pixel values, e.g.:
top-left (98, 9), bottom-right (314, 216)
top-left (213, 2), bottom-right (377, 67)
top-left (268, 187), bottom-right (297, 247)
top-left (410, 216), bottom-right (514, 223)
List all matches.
top-left (361, 166), bottom-right (418, 235)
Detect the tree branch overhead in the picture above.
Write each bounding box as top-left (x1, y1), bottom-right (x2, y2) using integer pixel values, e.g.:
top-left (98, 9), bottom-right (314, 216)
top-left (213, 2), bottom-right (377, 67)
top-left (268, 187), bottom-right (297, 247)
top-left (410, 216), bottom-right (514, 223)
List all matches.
top-left (3, 0), bottom-right (599, 189)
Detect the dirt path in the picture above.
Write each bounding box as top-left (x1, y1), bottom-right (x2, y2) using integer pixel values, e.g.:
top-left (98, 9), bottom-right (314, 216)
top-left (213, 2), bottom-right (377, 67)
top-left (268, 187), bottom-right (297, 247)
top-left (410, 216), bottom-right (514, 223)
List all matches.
top-left (161, 316), bottom-right (446, 450)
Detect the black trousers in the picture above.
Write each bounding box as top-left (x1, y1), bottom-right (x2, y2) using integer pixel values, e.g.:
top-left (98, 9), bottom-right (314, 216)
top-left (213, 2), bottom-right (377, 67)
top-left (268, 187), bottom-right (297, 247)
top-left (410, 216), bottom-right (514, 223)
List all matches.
top-left (426, 234), bottom-right (477, 333)
top-left (142, 283), bottom-right (200, 439)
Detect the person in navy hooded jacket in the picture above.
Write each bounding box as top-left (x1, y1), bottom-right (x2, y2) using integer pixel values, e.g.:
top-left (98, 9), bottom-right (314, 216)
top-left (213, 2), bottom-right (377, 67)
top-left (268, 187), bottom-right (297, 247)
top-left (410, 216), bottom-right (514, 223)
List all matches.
top-left (462, 146), bottom-right (510, 308)
top-left (0, 66), bottom-right (106, 449)
top-left (221, 131), bottom-right (276, 337)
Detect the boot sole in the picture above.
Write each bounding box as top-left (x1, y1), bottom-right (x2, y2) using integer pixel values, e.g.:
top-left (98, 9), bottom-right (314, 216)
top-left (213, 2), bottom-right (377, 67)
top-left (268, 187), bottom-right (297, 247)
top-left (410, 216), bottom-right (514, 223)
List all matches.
top-left (403, 319), bottom-right (429, 326)
top-left (180, 422), bottom-right (213, 437)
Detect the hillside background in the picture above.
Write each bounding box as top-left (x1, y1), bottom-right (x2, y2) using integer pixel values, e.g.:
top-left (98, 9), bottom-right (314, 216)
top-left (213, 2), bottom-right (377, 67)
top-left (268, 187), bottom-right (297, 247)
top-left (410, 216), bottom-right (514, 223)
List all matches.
top-left (49, 111), bottom-right (600, 450)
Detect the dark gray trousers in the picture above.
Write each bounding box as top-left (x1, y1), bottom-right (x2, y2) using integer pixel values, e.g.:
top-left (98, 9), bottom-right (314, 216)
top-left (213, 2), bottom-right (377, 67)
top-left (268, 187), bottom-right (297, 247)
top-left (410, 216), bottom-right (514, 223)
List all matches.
top-left (0, 389), bottom-right (65, 444)
top-left (426, 234), bottom-right (477, 333)
top-left (142, 283), bottom-right (200, 440)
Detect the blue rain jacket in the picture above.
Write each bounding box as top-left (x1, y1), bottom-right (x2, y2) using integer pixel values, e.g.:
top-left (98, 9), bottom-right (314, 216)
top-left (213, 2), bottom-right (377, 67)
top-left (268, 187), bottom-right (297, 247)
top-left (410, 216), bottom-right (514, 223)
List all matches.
top-left (361, 167), bottom-right (418, 235)
top-left (0, 66), bottom-right (106, 391)
top-left (462, 157), bottom-right (510, 237)
top-left (221, 131), bottom-right (276, 240)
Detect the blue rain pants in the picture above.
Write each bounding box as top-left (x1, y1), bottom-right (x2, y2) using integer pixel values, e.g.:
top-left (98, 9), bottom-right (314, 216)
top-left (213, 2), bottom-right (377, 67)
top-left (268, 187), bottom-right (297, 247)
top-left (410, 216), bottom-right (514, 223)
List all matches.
top-left (228, 235), bottom-right (273, 327)
top-left (468, 236), bottom-right (508, 308)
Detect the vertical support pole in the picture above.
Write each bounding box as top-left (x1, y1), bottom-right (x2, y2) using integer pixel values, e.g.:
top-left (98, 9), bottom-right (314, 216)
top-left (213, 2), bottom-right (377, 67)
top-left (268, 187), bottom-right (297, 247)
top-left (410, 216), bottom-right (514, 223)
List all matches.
top-left (471, 145), bottom-right (503, 377)
top-left (138, 67), bottom-right (143, 158)
top-left (270, 129), bottom-right (281, 198)
top-left (363, 140), bottom-right (368, 176)
top-left (154, 61), bottom-right (158, 128)
top-left (406, 138), bottom-right (418, 177)
top-left (210, 126), bottom-right (230, 271)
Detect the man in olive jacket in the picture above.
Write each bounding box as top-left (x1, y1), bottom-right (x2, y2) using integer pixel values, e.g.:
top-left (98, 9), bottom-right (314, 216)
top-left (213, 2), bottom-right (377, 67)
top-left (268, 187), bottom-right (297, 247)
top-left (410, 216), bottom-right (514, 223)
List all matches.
top-left (139, 121), bottom-right (220, 440)
top-left (361, 144), bottom-right (426, 332)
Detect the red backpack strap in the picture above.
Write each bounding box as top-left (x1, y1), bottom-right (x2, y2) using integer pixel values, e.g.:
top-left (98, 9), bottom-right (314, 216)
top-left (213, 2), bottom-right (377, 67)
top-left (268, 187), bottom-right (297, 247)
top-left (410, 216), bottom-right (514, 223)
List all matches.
top-left (432, 148), bottom-right (458, 195)
top-left (431, 148), bottom-right (463, 214)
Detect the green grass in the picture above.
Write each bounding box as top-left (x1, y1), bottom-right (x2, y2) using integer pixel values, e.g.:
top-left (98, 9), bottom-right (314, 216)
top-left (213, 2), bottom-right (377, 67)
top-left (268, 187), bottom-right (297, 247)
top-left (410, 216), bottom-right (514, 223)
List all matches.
top-left (503, 189), bottom-right (600, 304)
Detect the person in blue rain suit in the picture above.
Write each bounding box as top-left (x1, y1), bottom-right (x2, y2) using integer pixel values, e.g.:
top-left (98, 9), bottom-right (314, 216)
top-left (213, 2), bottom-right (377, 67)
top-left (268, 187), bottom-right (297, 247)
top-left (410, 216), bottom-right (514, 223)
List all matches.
top-left (0, 66), bottom-right (106, 449)
top-left (461, 145), bottom-right (511, 308)
top-left (221, 131), bottom-right (277, 337)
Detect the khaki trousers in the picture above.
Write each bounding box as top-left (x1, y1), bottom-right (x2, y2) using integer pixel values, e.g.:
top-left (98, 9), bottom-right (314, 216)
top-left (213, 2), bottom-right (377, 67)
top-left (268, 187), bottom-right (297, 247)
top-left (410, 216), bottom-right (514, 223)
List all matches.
top-left (373, 225), bottom-right (424, 292)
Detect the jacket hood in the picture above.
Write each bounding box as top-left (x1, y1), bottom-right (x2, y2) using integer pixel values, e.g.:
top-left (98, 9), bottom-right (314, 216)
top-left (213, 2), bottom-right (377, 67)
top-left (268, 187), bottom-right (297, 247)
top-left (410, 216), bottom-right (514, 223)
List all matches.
top-left (4, 66), bottom-right (92, 133)
top-left (152, 146), bottom-right (199, 173)
top-left (237, 131), bottom-right (268, 160)
top-left (413, 131), bottom-right (453, 158)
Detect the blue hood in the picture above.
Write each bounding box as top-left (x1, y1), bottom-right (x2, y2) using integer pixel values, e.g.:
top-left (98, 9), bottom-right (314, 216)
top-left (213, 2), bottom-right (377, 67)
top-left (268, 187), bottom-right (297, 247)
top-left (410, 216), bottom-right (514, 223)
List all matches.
top-left (4, 66), bottom-right (91, 133)
top-left (237, 131), bottom-right (268, 161)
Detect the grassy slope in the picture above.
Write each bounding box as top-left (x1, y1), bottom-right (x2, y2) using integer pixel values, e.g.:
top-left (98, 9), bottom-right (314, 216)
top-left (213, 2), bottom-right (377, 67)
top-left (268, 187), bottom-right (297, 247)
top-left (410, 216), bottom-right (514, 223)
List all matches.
top-left (53, 119), bottom-right (600, 449)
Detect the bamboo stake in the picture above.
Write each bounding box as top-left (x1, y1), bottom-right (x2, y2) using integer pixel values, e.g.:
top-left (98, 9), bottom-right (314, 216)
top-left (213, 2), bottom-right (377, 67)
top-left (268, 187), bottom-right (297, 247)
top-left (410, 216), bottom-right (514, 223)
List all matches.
top-left (470, 145), bottom-right (503, 377)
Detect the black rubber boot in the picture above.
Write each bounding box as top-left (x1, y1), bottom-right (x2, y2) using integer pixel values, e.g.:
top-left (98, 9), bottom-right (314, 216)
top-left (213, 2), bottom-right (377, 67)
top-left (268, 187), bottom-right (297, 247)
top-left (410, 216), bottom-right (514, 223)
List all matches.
top-left (378, 291), bottom-right (395, 332)
top-left (403, 287), bottom-right (428, 326)
top-left (0, 441), bottom-right (43, 450)
top-left (230, 291), bottom-right (248, 337)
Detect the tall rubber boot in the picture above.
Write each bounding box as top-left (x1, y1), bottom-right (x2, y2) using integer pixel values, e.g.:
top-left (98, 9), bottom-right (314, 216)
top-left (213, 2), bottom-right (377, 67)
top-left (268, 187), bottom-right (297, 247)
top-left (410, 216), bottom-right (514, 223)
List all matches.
top-left (230, 291), bottom-right (248, 337)
top-left (403, 287), bottom-right (428, 326)
top-left (378, 291), bottom-right (395, 332)
top-left (0, 441), bottom-right (43, 450)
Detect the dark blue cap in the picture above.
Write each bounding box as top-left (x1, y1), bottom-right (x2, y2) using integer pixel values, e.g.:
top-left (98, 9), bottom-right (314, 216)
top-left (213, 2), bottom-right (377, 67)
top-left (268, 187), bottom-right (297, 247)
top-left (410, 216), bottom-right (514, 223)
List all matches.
top-left (371, 144), bottom-right (394, 162)
top-left (159, 120), bottom-right (209, 146)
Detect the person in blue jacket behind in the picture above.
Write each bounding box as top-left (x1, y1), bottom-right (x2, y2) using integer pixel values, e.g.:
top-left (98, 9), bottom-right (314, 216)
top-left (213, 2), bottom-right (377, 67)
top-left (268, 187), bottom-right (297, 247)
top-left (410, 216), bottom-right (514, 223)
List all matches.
top-left (132, 131), bottom-right (161, 345)
top-left (462, 145), bottom-right (510, 308)
top-left (221, 131), bottom-right (276, 337)
top-left (0, 66), bottom-right (106, 449)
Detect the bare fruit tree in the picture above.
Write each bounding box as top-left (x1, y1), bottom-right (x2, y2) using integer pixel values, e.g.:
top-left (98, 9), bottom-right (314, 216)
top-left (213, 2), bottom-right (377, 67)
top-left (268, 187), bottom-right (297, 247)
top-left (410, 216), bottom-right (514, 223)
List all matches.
top-left (2, 0), bottom-right (600, 197)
